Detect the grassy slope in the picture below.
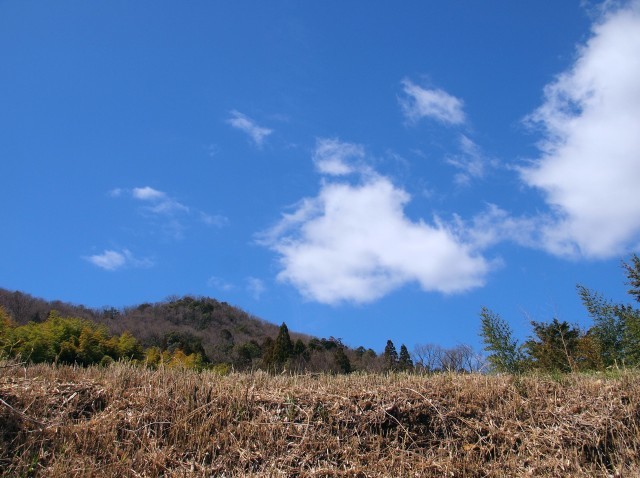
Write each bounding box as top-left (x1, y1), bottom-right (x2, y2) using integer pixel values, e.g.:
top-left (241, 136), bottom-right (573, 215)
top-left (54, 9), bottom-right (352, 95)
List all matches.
top-left (1, 362), bottom-right (639, 477)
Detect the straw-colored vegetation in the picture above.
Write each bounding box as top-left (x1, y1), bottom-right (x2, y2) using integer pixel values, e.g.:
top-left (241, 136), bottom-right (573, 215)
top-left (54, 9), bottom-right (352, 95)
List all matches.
top-left (2, 361), bottom-right (639, 477)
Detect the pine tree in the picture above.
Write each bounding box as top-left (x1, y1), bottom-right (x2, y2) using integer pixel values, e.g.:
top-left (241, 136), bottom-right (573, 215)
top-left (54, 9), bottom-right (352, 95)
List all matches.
top-left (578, 285), bottom-right (625, 367)
top-left (260, 337), bottom-right (275, 370)
top-left (398, 344), bottom-right (413, 371)
top-left (623, 254), bottom-right (640, 303)
top-left (334, 347), bottom-right (351, 374)
top-left (272, 322), bottom-right (293, 370)
top-left (383, 340), bottom-right (398, 371)
top-left (578, 255), bottom-right (640, 367)
top-left (524, 319), bottom-right (581, 373)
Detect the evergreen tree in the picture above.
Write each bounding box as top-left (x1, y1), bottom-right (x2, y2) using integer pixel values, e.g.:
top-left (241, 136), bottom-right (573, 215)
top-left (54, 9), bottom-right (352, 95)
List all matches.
top-left (578, 254), bottom-right (640, 367)
top-left (398, 344), bottom-right (413, 371)
top-left (383, 340), bottom-right (398, 371)
top-left (334, 347), bottom-right (351, 374)
top-left (293, 338), bottom-right (309, 361)
top-left (260, 336), bottom-right (276, 370)
top-left (272, 322), bottom-right (293, 370)
top-left (623, 253), bottom-right (640, 303)
top-left (479, 307), bottom-right (524, 374)
top-left (524, 319), bottom-right (581, 373)
top-left (578, 285), bottom-right (625, 367)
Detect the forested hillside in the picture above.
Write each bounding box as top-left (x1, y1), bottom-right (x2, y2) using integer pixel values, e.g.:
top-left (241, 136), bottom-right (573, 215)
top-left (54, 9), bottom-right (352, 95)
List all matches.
top-left (2, 254), bottom-right (639, 375)
top-left (0, 290), bottom-right (385, 373)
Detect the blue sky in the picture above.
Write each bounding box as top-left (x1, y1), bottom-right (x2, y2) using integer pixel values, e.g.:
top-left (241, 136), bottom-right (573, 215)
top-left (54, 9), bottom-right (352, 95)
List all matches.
top-left (2, 1), bottom-right (640, 353)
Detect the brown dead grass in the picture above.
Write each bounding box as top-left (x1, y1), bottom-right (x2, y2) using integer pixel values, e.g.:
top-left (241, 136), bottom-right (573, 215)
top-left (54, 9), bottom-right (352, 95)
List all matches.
top-left (1, 362), bottom-right (639, 477)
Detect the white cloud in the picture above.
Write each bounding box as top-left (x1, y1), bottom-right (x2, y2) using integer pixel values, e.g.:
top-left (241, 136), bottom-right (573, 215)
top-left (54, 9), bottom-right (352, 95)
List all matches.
top-left (520, 1), bottom-right (640, 258)
top-left (227, 110), bottom-right (273, 147)
top-left (399, 79), bottom-right (465, 125)
top-left (132, 186), bottom-right (166, 201)
top-left (313, 138), bottom-right (366, 176)
top-left (200, 212), bottom-right (228, 227)
top-left (247, 277), bottom-right (266, 300)
top-left (207, 276), bottom-right (234, 291)
top-left (85, 249), bottom-right (153, 271)
top-left (260, 175), bottom-right (490, 305)
top-left (132, 186), bottom-right (189, 215)
top-left (457, 204), bottom-right (543, 250)
top-left (446, 135), bottom-right (495, 186)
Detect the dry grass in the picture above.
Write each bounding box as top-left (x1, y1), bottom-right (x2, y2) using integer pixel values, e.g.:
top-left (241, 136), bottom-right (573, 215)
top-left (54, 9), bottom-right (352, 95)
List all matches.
top-left (1, 362), bottom-right (639, 477)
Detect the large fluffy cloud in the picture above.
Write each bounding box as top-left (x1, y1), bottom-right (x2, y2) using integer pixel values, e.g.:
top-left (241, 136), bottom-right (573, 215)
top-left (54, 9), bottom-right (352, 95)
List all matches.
top-left (521, 2), bottom-right (640, 258)
top-left (261, 172), bottom-right (490, 305)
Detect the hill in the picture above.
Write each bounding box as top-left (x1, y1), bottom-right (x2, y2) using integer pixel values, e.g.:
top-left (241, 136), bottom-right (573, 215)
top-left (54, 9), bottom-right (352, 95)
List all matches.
top-left (0, 289), bottom-right (382, 372)
top-left (0, 288), bottom-right (309, 364)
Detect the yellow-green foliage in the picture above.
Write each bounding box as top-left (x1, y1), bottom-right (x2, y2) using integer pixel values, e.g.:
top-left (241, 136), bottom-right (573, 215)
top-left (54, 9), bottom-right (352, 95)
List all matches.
top-left (144, 346), bottom-right (206, 370)
top-left (0, 310), bottom-right (145, 365)
top-left (0, 306), bottom-right (15, 354)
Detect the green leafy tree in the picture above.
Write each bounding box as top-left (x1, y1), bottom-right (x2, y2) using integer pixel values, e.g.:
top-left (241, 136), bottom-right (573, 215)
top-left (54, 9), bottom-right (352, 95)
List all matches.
top-left (114, 331), bottom-right (145, 361)
top-left (398, 344), bottom-right (413, 372)
top-left (77, 327), bottom-right (107, 365)
top-left (0, 306), bottom-right (15, 355)
top-left (144, 346), bottom-right (163, 368)
top-left (3, 311), bottom-right (145, 366)
top-left (479, 307), bottom-right (524, 374)
top-left (233, 340), bottom-right (262, 369)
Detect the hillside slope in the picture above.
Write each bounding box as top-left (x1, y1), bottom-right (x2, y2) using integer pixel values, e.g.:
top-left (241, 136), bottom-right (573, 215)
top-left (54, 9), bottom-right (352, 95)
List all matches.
top-left (0, 289), bottom-right (308, 362)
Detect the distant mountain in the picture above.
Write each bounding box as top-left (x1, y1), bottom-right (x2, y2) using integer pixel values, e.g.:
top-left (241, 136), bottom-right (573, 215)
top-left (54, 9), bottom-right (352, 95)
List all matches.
top-left (0, 288), bottom-right (310, 362)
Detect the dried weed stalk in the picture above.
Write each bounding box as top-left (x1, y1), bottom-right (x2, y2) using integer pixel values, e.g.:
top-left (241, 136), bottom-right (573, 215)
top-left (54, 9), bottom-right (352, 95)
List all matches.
top-left (1, 362), bottom-right (639, 477)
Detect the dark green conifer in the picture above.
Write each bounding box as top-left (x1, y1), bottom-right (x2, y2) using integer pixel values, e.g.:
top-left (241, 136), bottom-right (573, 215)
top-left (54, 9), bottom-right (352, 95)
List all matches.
top-left (398, 344), bottom-right (413, 371)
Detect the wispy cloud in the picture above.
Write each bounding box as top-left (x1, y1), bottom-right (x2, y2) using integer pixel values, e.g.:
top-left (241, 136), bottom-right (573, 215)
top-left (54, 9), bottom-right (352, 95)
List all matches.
top-left (260, 173), bottom-right (490, 305)
top-left (399, 79), bottom-right (465, 125)
top-left (132, 186), bottom-right (190, 215)
top-left (519, 1), bottom-right (640, 258)
top-left (132, 186), bottom-right (166, 201)
top-left (199, 212), bottom-right (228, 227)
top-left (247, 277), bottom-right (266, 300)
top-left (446, 135), bottom-right (497, 186)
top-left (111, 186), bottom-right (227, 239)
top-left (85, 249), bottom-right (153, 271)
top-left (312, 138), bottom-right (366, 176)
top-left (227, 110), bottom-right (273, 147)
top-left (207, 276), bottom-right (234, 291)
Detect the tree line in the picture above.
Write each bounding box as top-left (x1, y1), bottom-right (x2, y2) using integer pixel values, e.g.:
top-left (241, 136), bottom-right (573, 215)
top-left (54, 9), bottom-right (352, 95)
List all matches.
top-left (0, 289), bottom-right (482, 374)
top-left (480, 254), bottom-right (640, 374)
top-left (0, 304), bottom-right (480, 374)
top-left (2, 254), bottom-right (638, 375)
